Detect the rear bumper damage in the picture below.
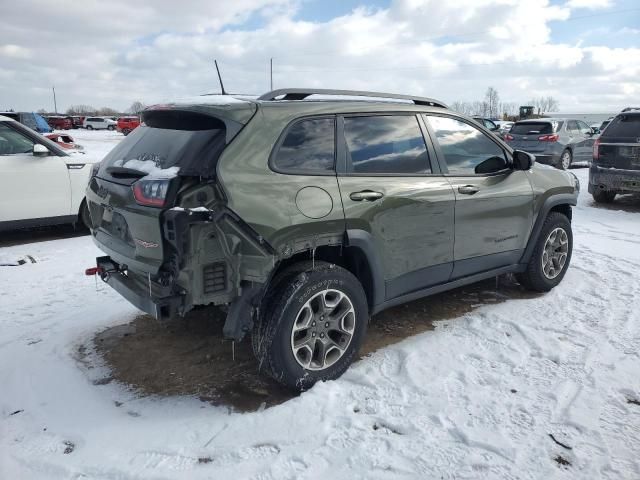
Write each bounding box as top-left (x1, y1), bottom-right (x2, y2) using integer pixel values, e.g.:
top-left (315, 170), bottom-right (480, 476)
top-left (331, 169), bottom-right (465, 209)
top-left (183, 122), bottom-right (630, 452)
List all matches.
top-left (589, 166), bottom-right (640, 194)
top-left (90, 205), bottom-right (277, 340)
top-left (95, 256), bottom-right (183, 321)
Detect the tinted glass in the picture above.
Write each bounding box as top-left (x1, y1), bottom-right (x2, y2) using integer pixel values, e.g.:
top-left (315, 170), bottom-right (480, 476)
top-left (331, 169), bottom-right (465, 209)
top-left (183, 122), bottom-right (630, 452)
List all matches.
top-left (426, 115), bottom-right (506, 175)
top-left (601, 114), bottom-right (640, 137)
top-left (344, 115), bottom-right (430, 174)
top-left (100, 111), bottom-right (226, 178)
top-left (273, 118), bottom-right (335, 173)
top-left (510, 122), bottom-right (556, 135)
top-left (0, 123), bottom-right (35, 155)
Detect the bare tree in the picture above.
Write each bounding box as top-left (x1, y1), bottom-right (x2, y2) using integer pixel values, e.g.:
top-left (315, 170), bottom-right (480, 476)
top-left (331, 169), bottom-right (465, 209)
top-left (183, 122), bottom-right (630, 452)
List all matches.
top-left (97, 107), bottom-right (119, 116)
top-left (484, 87), bottom-right (500, 118)
top-left (528, 96), bottom-right (559, 115)
top-left (128, 101), bottom-right (146, 115)
top-left (66, 104), bottom-right (96, 115)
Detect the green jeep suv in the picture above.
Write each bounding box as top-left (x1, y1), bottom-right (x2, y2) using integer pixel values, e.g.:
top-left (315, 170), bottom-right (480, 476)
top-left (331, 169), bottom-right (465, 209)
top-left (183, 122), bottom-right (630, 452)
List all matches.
top-left (85, 89), bottom-right (579, 390)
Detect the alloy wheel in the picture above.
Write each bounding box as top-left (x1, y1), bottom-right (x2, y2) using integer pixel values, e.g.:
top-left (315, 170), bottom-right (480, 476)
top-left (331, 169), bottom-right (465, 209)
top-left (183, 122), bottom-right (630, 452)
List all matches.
top-left (542, 227), bottom-right (569, 279)
top-left (290, 289), bottom-right (356, 371)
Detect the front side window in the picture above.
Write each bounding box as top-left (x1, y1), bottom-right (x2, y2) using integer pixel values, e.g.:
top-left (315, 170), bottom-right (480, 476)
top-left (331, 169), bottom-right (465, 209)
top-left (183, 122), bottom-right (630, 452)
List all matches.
top-left (272, 117), bottom-right (335, 173)
top-left (426, 115), bottom-right (507, 175)
top-left (0, 123), bottom-right (35, 155)
top-left (343, 115), bottom-right (430, 174)
top-left (577, 120), bottom-right (591, 135)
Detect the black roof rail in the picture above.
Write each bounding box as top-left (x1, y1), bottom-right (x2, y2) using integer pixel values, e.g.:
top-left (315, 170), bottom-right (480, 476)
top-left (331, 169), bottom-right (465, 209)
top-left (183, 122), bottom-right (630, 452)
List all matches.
top-left (257, 88), bottom-right (448, 108)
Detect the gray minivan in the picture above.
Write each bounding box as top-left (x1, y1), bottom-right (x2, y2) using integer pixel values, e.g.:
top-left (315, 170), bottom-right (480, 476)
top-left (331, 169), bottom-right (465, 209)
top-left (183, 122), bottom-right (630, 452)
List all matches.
top-left (505, 118), bottom-right (596, 169)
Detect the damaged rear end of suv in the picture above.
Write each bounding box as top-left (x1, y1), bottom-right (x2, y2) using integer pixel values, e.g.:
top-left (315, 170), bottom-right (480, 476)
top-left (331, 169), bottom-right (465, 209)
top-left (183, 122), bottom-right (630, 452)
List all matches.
top-left (85, 97), bottom-right (276, 340)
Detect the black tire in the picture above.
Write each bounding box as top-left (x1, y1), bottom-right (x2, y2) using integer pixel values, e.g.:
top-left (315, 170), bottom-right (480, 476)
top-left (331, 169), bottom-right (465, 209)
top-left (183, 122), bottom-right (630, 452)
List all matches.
top-left (558, 149), bottom-right (572, 170)
top-left (108, 125), bottom-right (115, 131)
top-left (592, 189), bottom-right (616, 204)
top-left (86, 125), bottom-right (93, 130)
top-left (79, 200), bottom-right (92, 229)
top-left (252, 261), bottom-right (368, 390)
top-left (122, 128), bottom-right (131, 136)
top-left (517, 212), bottom-right (572, 292)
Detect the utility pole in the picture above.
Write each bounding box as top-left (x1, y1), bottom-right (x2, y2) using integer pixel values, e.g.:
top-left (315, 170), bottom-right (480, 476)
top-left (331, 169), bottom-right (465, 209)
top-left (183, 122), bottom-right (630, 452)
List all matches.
top-left (270, 58), bottom-right (273, 90)
top-left (52, 86), bottom-right (58, 114)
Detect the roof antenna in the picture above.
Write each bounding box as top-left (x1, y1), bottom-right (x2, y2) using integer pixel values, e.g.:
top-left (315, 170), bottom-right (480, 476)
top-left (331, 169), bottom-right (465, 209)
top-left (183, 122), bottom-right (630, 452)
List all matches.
top-left (214, 59), bottom-right (227, 95)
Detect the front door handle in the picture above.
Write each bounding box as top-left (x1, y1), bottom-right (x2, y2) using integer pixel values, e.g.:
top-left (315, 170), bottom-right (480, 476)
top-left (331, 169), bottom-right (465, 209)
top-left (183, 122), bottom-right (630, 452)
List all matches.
top-left (458, 185), bottom-right (480, 195)
top-left (350, 190), bottom-right (384, 202)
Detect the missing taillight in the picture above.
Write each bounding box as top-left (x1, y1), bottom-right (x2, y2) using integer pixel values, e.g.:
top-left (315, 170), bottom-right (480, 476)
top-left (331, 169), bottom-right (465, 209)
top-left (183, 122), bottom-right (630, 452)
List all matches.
top-left (132, 179), bottom-right (170, 207)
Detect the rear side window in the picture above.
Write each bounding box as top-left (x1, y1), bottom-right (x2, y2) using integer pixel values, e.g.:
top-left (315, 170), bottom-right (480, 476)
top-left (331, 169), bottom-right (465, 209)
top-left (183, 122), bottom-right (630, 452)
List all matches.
top-left (601, 114), bottom-right (640, 137)
top-left (426, 115), bottom-right (507, 175)
top-left (343, 115), bottom-right (430, 174)
top-left (272, 117), bottom-right (335, 174)
top-left (510, 122), bottom-right (556, 135)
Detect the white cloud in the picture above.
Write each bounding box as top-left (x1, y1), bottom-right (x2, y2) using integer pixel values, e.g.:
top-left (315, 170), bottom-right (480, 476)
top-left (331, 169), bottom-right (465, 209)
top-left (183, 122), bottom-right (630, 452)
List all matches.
top-left (0, 0), bottom-right (637, 113)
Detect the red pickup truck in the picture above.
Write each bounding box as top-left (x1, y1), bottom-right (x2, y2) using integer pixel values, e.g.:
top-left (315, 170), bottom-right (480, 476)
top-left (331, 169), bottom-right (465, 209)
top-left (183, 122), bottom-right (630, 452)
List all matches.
top-left (47, 116), bottom-right (73, 130)
top-left (116, 116), bottom-right (140, 135)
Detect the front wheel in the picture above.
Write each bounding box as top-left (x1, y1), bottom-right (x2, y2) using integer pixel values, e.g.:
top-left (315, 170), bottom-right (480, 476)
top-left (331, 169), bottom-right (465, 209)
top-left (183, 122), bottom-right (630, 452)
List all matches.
top-left (86, 125), bottom-right (93, 130)
top-left (107, 125), bottom-right (115, 131)
top-left (517, 212), bottom-right (572, 292)
top-left (253, 261), bottom-right (368, 391)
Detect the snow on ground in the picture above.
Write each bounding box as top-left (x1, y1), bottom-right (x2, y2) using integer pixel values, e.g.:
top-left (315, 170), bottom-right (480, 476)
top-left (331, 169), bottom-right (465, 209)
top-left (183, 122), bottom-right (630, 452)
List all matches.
top-left (1, 131), bottom-right (639, 479)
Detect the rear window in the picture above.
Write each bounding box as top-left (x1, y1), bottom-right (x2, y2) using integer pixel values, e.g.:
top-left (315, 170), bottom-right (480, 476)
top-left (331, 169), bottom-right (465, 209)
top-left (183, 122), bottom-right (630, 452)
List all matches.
top-left (510, 122), bottom-right (560, 135)
top-left (99, 110), bottom-right (226, 179)
top-left (601, 114), bottom-right (640, 137)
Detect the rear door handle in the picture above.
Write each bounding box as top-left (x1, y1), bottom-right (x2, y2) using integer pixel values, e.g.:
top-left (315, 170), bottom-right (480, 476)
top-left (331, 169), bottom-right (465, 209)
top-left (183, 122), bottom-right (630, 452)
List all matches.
top-left (458, 185), bottom-right (480, 195)
top-left (350, 191), bottom-right (384, 202)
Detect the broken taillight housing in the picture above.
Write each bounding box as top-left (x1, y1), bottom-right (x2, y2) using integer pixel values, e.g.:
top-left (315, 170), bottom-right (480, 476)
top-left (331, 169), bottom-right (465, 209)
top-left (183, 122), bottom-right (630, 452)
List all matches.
top-left (132, 179), bottom-right (170, 207)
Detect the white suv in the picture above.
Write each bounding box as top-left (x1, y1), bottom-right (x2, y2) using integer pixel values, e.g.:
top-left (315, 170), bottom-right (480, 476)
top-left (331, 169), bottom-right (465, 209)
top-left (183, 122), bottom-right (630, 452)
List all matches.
top-left (0, 115), bottom-right (100, 230)
top-left (83, 117), bottom-right (117, 130)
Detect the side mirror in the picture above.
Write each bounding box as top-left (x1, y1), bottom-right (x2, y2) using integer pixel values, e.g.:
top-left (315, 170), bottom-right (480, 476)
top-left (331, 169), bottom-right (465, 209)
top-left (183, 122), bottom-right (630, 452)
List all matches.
top-left (475, 155), bottom-right (509, 174)
top-left (513, 150), bottom-right (534, 171)
top-left (33, 144), bottom-right (49, 156)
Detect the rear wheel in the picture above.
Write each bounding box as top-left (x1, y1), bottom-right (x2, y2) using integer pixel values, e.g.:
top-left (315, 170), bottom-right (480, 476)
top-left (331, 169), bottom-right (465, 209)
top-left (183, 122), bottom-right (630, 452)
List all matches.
top-left (107, 125), bottom-right (115, 131)
top-left (592, 190), bottom-right (616, 203)
top-left (252, 261), bottom-right (368, 390)
top-left (122, 128), bottom-right (131, 136)
top-left (559, 149), bottom-right (572, 170)
top-left (517, 212), bottom-right (572, 292)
